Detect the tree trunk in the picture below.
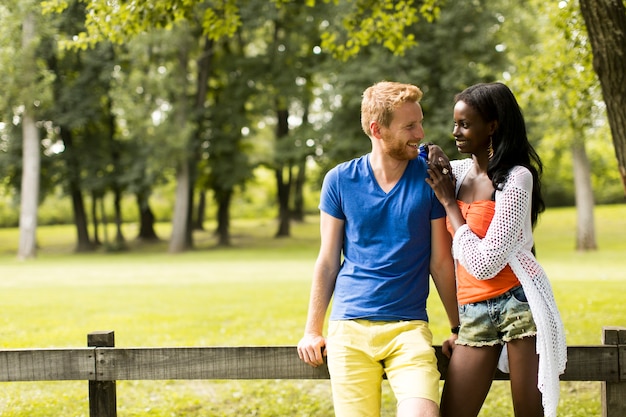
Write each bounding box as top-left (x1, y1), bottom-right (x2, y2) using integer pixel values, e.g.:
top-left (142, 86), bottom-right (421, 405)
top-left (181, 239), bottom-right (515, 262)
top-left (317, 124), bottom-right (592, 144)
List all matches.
top-left (71, 188), bottom-right (92, 252)
top-left (292, 159), bottom-right (306, 222)
top-left (194, 190), bottom-right (207, 230)
top-left (106, 87), bottom-right (125, 250)
top-left (215, 189), bottom-right (232, 247)
top-left (292, 82), bottom-right (311, 222)
top-left (276, 166), bottom-right (292, 237)
top-left (136, 191), bottom-right (159, 241)
top-left (17, 12), bottom-right (39, 260)
top-left (572, 141), bottom-right (597, 251)
top-left (579, 0), bottom-right (626, 196)
top-left (113, 187), bottom-right (126, 249)
top-left (292, 97), bottom-right (311, 223)
top-left (275, 107), bottom-right (291, 237)
top-left (168, 43), bottom-right (192, 253)
top-left (99, 195), bottom-right (109, 246)
top-left (61, 127), bottom-right (93, 252)
top-left (191, 38), bottom-right (214, 233)
top-left (185, 176), bottom-right (195, 248)
top-left (169, 157), bottom-right (191, 253)
top-left (18, 113), bottom-right (40, 259)
top-left (45, 27), bottom-right (93, 253)
top-left (91, 191), bottom-right (101, 246)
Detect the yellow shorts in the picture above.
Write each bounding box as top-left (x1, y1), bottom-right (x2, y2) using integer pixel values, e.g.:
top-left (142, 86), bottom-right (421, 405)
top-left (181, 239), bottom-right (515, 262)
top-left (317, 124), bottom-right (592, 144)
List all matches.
top-left (327, 319), bottom-right (440, 417)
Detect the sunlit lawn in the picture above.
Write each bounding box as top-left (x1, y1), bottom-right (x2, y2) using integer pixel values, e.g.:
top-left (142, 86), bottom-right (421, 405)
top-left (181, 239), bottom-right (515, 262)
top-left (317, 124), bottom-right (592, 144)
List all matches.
top-left (0, 204), bottom-right (624, 416)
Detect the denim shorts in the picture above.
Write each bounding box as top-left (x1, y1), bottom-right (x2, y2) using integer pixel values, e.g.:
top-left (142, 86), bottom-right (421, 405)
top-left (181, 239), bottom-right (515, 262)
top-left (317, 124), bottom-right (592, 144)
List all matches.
top-left (457, 285), bottom-right (537, 347)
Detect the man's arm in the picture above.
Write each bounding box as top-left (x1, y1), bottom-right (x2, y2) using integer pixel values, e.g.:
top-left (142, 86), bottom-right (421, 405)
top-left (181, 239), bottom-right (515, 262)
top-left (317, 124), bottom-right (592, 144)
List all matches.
top-left (297, 212), bottom-right (344, 367)
top-left (429, 217), bottom-right (460, 357)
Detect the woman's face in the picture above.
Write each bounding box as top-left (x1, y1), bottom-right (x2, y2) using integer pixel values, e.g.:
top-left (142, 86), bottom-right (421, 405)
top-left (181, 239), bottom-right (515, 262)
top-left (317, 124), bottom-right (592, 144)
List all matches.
top-left (452, 100), bottom-right (495, 157)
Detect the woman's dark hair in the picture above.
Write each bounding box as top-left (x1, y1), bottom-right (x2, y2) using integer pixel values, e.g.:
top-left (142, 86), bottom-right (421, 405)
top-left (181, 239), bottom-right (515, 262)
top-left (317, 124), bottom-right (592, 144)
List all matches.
top-left (454, 82), bottom-right (545, 227)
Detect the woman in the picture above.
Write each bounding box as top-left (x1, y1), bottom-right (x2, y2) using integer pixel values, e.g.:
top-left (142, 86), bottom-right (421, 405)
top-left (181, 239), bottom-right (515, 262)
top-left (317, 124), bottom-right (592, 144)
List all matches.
top-left (425, 82), bottom-right (567, 417)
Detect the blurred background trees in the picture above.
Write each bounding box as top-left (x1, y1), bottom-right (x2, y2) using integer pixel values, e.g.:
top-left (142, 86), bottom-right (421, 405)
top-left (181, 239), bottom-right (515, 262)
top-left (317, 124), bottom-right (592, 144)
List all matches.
top-left (0, 0), bottom-right (623, 256)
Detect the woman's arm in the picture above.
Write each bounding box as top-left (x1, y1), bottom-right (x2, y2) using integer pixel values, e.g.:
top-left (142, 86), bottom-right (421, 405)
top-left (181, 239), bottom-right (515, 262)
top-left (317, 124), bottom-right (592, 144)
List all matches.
top-left (453, 167), bottom-right (533, 279)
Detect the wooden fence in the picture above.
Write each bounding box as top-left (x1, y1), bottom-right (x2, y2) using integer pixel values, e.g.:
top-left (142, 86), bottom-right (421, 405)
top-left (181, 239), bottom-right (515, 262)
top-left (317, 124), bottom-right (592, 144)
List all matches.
top-left (1, 327), bottom-right (624, 417)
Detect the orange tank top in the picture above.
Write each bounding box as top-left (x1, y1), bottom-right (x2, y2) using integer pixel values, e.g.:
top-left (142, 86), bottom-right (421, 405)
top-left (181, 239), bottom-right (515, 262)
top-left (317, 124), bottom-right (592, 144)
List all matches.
top-left (447, 200), bottom-right (520, 305)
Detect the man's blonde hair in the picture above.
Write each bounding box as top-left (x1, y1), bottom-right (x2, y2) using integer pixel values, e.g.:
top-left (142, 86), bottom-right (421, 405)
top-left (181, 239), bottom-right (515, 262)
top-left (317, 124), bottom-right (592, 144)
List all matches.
top-left (361, 81), bottom-right (423, 136)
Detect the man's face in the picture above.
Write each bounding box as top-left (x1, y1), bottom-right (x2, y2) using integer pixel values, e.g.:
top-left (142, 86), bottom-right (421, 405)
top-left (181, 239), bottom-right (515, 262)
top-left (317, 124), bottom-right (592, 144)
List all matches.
top-left (378, 101), bottom-right (425, 160)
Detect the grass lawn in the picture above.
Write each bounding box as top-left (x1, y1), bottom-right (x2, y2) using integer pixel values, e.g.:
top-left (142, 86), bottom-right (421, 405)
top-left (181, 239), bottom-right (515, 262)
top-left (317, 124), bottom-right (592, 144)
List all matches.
top-left (0, 204), bottom-right (624, 416)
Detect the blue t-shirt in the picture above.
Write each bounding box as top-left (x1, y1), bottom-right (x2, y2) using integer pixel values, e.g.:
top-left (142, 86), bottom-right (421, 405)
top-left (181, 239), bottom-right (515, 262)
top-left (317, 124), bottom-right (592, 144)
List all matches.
top-left (320, 154), bottom-right (445, 322)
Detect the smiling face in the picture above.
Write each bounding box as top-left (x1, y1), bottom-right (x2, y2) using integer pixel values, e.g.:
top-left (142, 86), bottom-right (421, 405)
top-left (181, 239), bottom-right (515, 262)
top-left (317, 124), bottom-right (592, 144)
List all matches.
top-left (452, 100), bottom-right (497, 158)
top-left (376, 101), bottom-right (425, 160)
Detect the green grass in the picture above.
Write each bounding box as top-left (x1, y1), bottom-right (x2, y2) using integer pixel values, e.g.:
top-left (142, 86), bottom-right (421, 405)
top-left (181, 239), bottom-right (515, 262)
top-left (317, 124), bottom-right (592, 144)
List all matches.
top-left (0, 204), bottom-right (624, 416)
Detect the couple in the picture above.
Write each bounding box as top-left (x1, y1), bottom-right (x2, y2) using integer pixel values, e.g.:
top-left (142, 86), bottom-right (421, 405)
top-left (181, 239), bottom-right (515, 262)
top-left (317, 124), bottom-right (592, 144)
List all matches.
top-left (297, 81), bottom-right (567, 417)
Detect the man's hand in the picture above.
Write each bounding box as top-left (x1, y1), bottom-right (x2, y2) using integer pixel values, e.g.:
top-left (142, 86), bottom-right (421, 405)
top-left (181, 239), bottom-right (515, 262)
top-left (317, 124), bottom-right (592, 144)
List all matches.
top-left (297, 333), bottom-right (327, 367)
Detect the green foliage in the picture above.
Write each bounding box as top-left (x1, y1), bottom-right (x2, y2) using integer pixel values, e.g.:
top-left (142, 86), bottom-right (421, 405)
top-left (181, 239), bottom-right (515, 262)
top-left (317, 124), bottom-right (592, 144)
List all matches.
top-left (0, 163), bottom-right (322, 227)
top-left (320, 0), bottom-right (424, 60)
top-left (506, 0), bottom-right (612, 207)
top-left (42, 0), bottom-right (442, 60)
top-left (42, 0), bottom-right (242, 49)
top-left (0, 191), bottom-right (19, 227)
top-left (313, 0), bottom-right (510, 175)
top-left (539, 126), bottom-right (622, 206)
top-left (201, 1), bottom-right (242, 40)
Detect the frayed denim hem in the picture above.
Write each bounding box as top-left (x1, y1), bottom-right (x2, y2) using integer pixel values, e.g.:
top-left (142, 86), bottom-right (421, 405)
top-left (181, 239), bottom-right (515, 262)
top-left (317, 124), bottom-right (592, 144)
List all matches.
top-left (502, 330), bottom-right (537, 343)
top-left (455, 339), bottom-right (503, 348)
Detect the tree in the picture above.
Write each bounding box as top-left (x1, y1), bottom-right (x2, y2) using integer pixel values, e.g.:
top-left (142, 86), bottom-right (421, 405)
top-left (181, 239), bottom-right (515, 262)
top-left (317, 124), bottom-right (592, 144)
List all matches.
top-left (315, 0), bottom-right (510, 174)
top-left (578, 0), bottom-right (626, 197)
top-left (509, 0), bottom-right (601, 250)
top-left (41, 0), bottom-right (446, 246)
top-left (42, 0), bottom-right (441, 60)
top-left (559, 2), bottom-right (599, 250)
top-left (201, 38), bottom-right (254, 246)
top-left (34, 0), bottom-right (621, 256)
top-left (17, 9), bottom-right (40, 260)
top-left (40, 3), bottom-right (121, 252)
top-left (166, 26), bottom-right (196, 253)
top-left (0, 1), bottom-right (44, 259)
top-left (111, 33), bottom-right (181, 243)
top-left (258, 1), bottom-right (326, 237)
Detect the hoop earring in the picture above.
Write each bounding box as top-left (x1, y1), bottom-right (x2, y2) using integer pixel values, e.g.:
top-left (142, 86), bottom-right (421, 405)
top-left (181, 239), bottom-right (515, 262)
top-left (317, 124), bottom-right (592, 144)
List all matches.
top-left (488, 137), bottom-right (494, 160)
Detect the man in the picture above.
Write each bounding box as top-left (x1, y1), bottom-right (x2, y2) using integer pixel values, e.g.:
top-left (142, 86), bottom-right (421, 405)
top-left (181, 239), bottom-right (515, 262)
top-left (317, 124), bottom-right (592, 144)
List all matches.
top-left (297, 81), bottom-right (460, 417)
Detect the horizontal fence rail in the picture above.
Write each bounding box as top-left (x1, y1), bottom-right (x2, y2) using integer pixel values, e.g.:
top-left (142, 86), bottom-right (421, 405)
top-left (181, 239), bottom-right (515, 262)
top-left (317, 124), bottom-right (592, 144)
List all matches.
top-left (0, 345), bottom-right (621, 382)
top-left (0, 327), bottom-right (624, 417)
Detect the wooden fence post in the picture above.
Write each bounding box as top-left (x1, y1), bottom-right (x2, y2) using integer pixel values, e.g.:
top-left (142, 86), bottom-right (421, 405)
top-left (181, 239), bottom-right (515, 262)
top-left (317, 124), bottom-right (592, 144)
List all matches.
top-left (602, 326), bottom-right (626, 417)
top-left (88, 331), bottom-right (117, 417)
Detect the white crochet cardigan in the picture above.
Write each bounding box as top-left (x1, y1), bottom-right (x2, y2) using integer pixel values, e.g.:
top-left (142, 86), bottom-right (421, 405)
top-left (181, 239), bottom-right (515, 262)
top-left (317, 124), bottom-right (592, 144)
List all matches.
top-left (450, 158), bottom-right (567, 417)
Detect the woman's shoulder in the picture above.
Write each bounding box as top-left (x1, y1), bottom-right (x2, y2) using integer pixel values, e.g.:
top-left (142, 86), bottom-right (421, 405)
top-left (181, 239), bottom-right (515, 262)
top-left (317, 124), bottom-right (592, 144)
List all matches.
top-left (503, 165), bottom-right (534, 190)
top-left (451, 158), bottom-right (473, 177)
top-left (451, 157), bottom-right (473, 170)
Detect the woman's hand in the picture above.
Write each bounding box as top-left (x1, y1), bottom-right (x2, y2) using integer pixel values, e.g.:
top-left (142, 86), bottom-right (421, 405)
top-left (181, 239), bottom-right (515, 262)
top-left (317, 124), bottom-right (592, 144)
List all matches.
top-left (426, 163), bottom-right (456, 207)
top-left (426, 145), bottom-right (452, 176)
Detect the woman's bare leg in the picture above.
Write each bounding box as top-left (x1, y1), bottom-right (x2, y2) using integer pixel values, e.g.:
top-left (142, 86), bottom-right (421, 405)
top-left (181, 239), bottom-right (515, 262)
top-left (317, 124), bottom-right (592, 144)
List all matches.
top-left (440, 344), bottom-right (501, 417)
top-left (507, 337), bottom-right (543, 417)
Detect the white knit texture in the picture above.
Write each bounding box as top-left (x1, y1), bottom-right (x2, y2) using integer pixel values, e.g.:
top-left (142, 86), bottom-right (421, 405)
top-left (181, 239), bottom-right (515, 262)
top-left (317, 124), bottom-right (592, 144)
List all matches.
top-left (450, 158), bottom-right (567, 417)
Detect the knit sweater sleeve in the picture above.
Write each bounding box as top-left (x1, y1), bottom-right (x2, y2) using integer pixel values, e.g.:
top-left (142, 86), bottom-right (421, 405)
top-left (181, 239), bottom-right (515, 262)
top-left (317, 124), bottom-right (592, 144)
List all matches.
top-left (452, 166), bottom-right (533, 280)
